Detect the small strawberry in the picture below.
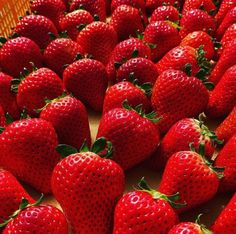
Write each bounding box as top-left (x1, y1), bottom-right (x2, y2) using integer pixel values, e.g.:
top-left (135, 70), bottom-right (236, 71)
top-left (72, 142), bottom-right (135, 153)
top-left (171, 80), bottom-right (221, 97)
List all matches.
top-left (0, 37), bottom-right (43, 77)
top-left (77, 21), bottom-right (118, 65)
top-left (215, 134), bottom-right (236, 192)
top-left (145, 0), bottom-right (179, 15)
top-left (0, 106), bottom-right (6, 128)
top-left (113, 178), bottom-right (180, 233)
top-left (52, 138), bottom-right (125, 233)
top-left (14, 14), bottom-right (58, 49)
top-left (144, 20), bottom-right (181, 62)
top-left (0, 118), bottom-right (61, 193)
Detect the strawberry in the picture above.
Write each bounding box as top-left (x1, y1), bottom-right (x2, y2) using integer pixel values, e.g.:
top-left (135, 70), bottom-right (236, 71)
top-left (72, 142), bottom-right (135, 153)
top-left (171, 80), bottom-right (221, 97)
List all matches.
top-left (97, 104), bottom-right (160, 170)
top-left (180, 9), bottom-right (216, 39)
top-left (59, 9), bottom-right (94, 41)
top-left (77, 21), bottom-right (118, 65)
top-left (111, 0), bottom-right (146, 13)
top-left (145, 0), bottom-right (179, 15)
top-left (113, 178), bottom-right (180, 233)
top-left (44, 38), bottom-right (84, 77)
top-left (0, 106), bottom-right (6, 128)
top-left (14, 15), bottom-right (58, 49)
top-left (159, 149), bottom-right (223, 212)
top-left (30, 0), bottom-right (66, 30)
top-left (0, 118), bottom-right (61, 193)
top-left (40, 95), bottom-right (91, 149)
top-left (206, 65), bottom-right (236, 118)
top-left (0, 37), bottom-right (43, 77)
top-left (215, 134), bottom-right (236, 192)
top-left (103, 81), bottom-right (151, 113)
top-left (52, 138), bottom-right (125, 233)
top-left (15, 67), bottom-right (64, 117)
top-left (143, 21), bottom-right (181, 62)
top-left (0, 169), bottom-right (35, 224)
top-left (215, 106), bottom-right (236, 143)
top-left (151, 70), bottom-right (209, 134)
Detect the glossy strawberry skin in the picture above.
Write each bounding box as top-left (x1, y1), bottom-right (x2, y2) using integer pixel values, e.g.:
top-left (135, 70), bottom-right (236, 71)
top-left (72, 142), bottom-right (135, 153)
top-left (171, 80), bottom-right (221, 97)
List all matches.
top-left (51, 152), bottom-right (125, 234)
top-left (63, 59), bottom-right (108, 112)
top-left (14, 15), bottom-right (58, 49)
top-left (144, 21), bottom-right (181, 62)
top-left (0, 106), bottom-right (6, 127)
top-left (168, 222), bottom-right (203, 234)
top-left (111, 0), bottom-right (146, 13)
top-left (17, 68), bottom-right (64, 117)
top-left (0, 118), bottom-right (61, 193)
top-left (3, 205), bottom-right (68, 234)
top-left (0, 37), bottom-right (43, 77)
top-left (113, 191), bottom-right (179, 234)
top-left (145, 0), bottom-right (178, 14)
top-left (0, 169), bottom-right (35, 224)
top-left (212, 193), bottom-right (236, 233)
top-left (151, 70), bottom-right (209, 134)
top-left (97, 108), bottom-right (160, 170)
top-left (150, 6), bottom-right (180, 23)
top-left (40, 96), bottom-right (91, 149)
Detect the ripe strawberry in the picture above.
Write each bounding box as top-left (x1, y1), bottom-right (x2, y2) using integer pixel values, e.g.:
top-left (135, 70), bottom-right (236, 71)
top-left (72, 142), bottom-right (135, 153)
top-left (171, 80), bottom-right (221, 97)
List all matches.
top-left (145, 0), bottom-right (179, 14)
top-left (97, 104), bottom-right (160, 170)
top-left (40, 95), bottom-right (91, 149)
top-left (0, 106), bottom-right (6, 127)
top-left (0, 37), bottom-right (43, 77)
top-left (151, 70), bottom-right (209, 134)
top-left (59, 9), bottom-right (94, 41)
top-left (14, 15), bottom-right (58, 49)
top-left (0, 169), bottom-right (35, 224)
top-left (52, 138), bottom-right (125, 233)
top-left (215, 106), bottom-right (236, 143)
top-left (116, 57), bottom-right (158, 84)
top-left (159, 150), bottom-right (222, 212)
top-left (180, 9), bottom-right (216, 39)
top-left (30, 0), bottom-right (66, 30)
top-left (113, 178), bottom-right (180, 233)
top-left (207, 65), bottom-right (236, 118)
top-left (0, 118), bottom-right (61, 193)
top-left (110, 5), bottom-right (145, 41)
top-left (44, 38), bottom-right (84, 77)
top-left (215, 134), bottom-right (236, 192)
top-left (16, 67), bottom-right (64, 117)
top-left (111, 0), bottom-right (146, 13)
top-left (77, 21), bottom-right (118, 65)
top-left (144, 21), bottom-right (181, 61)
top-left (103, 81), bottom-right (151, 113)
top-left (63, 58), bottom-right (108, 112)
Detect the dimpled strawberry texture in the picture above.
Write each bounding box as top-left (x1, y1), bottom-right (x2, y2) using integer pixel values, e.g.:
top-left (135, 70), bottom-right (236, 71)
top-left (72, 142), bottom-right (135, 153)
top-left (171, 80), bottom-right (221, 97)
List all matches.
top-left (150, 6), bottom-right (180, 23)
top-left (168, 222), bottom-right (202, 234)
top-left (113, 191), bottom-right (179, 233)
top-left (111, 0), bottom-right (146, 12)
top-left (51, 152), bottom-right (124, 233)
top-left (0, 105), bottom-right (6, 127)
top-left (3, 205), bottom-right (68, 234)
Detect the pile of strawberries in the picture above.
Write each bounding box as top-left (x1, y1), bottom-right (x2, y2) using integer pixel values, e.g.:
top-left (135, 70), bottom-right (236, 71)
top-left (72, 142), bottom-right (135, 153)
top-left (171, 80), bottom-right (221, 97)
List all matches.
top-left (0, 0), bottom-right (236, 233)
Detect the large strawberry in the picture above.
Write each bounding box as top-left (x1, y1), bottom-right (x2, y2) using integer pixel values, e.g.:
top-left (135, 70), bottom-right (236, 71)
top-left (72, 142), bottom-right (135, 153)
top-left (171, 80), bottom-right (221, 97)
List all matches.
top-left (0, 118), bottom-right (61, 194)
top-left (151, 69), bottom-right (209, 134)
top-left (113, 178), bottom-right (180, 233)
top-left (77, 21), bottom-right (118, 65)
top-left (52, 138), bottom-right (125, 233)
top-left (97, 104), bottom-right (160, 170)
top-left (63, 58), bottom-right (108, 112)
top-left (0, 37), bottom-right (42, 77)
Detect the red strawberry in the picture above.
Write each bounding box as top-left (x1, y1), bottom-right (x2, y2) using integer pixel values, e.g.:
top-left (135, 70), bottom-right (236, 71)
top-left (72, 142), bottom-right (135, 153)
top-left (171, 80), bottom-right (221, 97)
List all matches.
top-left (0, 37), bottom-right (43, 77)
top-left (52, 138), bottom-right (125, 233)
top-left (0, 106), bottom-right (6, 127)
top-left (0, 118), bottom-right (61, 193)
top-left (30, 0), bottom-right (66, 30)
top-left (144, 21), bottom-right (181, 62)
top-left (59, 9), bottom-right (94, 41)
top-left (0, 169), bottom-right (35, 224)
top-left (97, 104), bottom-right (160, 170)
top-left (63, 58), bottom-right (108, 112)
top-left (44, 38), bottom-right (84, 77)
top-left (40, 95), bottom-right (91, 149)
top-left (151, 70), bottom-right (209, 134)
top-left (145, 0), bottom-right (179, 14)
top-left (14, 15), bottom-right (58, 49)
top-left (111, 0), bottom-right (146, 13)
top-left (159, 150), bottom-right (222, 212)
top-left (77, 21), bottom-right (118, 65)
top-left (103, 81), bottom-right (151, 113)
top-left (16, 67), bottom-right (64, 117)
top-left (215, 134), bottom-right (236, 192)
top-left (207, 65), bottom-right (236, 118)
top-left (215, 106), bottom-right (236, 143)
top-left (113, 178), bottom-right (180, 233)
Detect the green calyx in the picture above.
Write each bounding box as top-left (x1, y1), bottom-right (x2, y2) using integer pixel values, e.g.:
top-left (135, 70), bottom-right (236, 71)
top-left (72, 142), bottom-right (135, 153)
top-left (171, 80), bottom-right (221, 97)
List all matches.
top-left (195, 214), bottom-right (213, 234)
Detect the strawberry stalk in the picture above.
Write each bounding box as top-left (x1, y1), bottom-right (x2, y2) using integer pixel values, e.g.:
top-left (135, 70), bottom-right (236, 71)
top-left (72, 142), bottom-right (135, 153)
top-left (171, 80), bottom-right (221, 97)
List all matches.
top-left (195, 214), bottom-right (213, 234)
